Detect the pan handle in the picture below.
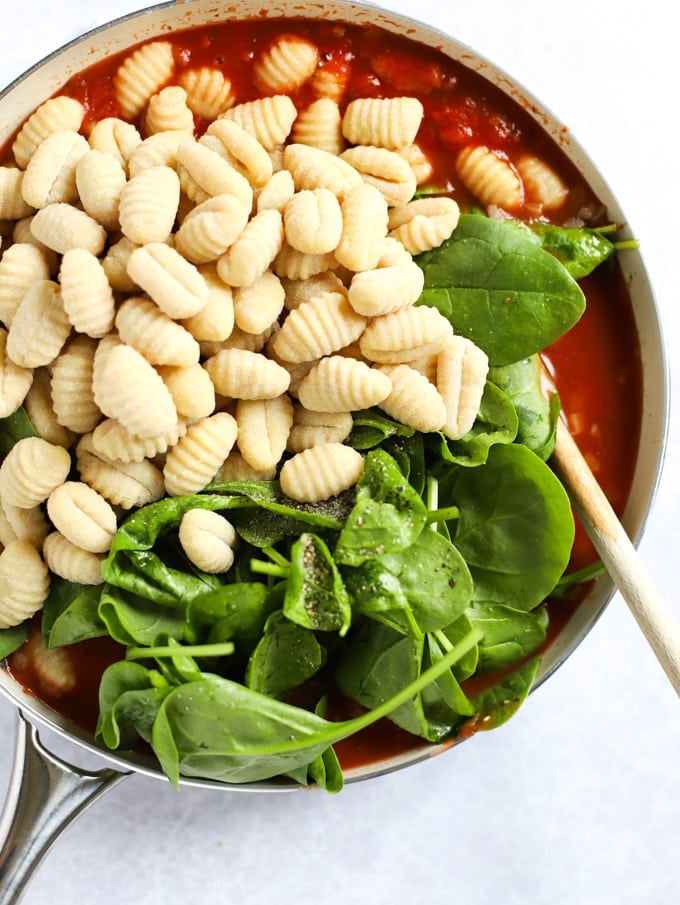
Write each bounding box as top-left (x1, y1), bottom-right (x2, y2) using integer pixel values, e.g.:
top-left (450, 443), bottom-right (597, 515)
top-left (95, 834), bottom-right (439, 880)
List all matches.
top-left (0, 710), bottom-right (128, 905)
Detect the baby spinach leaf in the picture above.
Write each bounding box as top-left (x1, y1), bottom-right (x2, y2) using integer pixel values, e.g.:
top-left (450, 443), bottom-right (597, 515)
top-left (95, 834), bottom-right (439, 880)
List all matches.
top-left (206, 479), bottom-right (351, 530)
top-left (382, 431), bottom-right (426, 495)
top-left (343, 559), bottom-right (420, 637)
top-left (229, 507), bottom-right (307, 547)
top-left (469, 656), bottom-right (541, 730)
top-left (98, 586), bottom-right (186, 647)
top-left (488, 355), bottom-right (558, 460)
top-left (96, 660), bottom-right (167, 749)
top-left (41, 577), bottom-right (107, 648)
top-left (283, 533), bottom-right (351, 635)
top-left (185, 581), bottom-right (273, 654)
top-left (378, 528), bottom-right (473, 632)
top-left (0, 623), bottom-right (30, 658)
top-left (450, 443), bottom-right (574, 610)
top-left (245, 611), bottom-right (326, 698)
top-left (348, 409), bottom-right (415, 450)
top-left (336, 622), bottom-right (475, 743)
top-left (105, 544), bottom-right (223, 608)
top-left (423, 632), bottom-right (477, 719)
top-left (415, 213), bottom-right (586, 365)
top-left (524, 222), bottom-right (623, 280)
top-left (0, 407), bottom-right (37, 458)
top-left (467, 603), bottom-right (548, 673)
top-left (438, 613), bottom-right (479, 682)
top-left (334, 450), bottom-right (427, 566)
top-left (305, 744), bottom-right (344, 794)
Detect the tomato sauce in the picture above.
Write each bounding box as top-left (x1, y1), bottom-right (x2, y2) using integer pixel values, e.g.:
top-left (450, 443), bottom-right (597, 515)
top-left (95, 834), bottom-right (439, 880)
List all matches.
top-left (1, 16), bottom-right (642, 768)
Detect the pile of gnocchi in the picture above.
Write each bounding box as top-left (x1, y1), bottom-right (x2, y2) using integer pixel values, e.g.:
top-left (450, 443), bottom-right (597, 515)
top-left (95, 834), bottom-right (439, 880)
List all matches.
top-left (0, 31), bottom-right (498, 631)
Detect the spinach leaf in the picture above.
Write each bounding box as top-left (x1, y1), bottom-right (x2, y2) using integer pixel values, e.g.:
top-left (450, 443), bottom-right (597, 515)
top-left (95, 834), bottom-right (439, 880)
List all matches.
top-left (415, 213), bottom-right (586, 365)
top-left (438, 613), bottom-right (479, 682)
top-left (348, 409), bottom-right (415, 450)
top-left (0, 407), bottom-right (37, 458)
top-left (523, 222), bottom-right (627, 280)
top-left (488, 355), bottom-right (558, 460)
top-left (185, 581), bottom-right (273, 653)
top-left (96, 660), bottom-right (167, 748)
top-left (423, 631), bottom-right (477, 719)
top-left (205, 479), bottom-right (351, 530)
top-left (467, 603), bottom-right (548, 673)
top-left (98, 585), bottom-right (186, 647)
top-left (334, 450), bottom-right (427, 566)
top-left (469, 656), bottom-right (541, 730)
top-left (378, 528), bottom-right (473, 632)
top-left (245, 611), bottom-right (326, 698)
top-left (382, 431), bottom-right (427, 495)
top-left (343, 559), bottom-right (419, 637)
top-left (448, 443), bottom-right (574, 610)
top-left (41, 577), bottom-right (107, 648)
top-left (305, 745), bottom-right (344, 794)
top-left (103, 494), bottom-right (246, 605)
top-left (229, 507), bottom-right (307, 547)
top-left (336, 621), bottom-right (476, 742)
top-left (0, 622), bottom-right (30, 658)
top-left (283, 533), bottom-right (351, 635)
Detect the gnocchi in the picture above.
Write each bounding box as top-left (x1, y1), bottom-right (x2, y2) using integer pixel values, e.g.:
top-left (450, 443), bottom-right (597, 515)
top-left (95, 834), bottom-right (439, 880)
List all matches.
top-left (178, 508), bottom-right (237, 574)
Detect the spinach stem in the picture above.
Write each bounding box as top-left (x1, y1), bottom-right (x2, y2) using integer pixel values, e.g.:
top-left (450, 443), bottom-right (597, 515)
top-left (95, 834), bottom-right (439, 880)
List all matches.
top-left (426, 475), bottom-right (438, 511)
top-left (613, 238), bottom-right (640, 251)
top-left (250, 560), bottom-right (289, 578)
top-left (250, 545), bottom-right (291, 577)
top-left (262, 546), bottom-right (291, 568)
top-left (425, 506), bottom-right (460, 525)
top-left (424, 475), bottom-right (459, 526)
top-left (553, 559), bottom-right (606, 594)
top-left (433, 628), bottom-right (454, 653)
top-left (126, 641), bottom-right (235, 660)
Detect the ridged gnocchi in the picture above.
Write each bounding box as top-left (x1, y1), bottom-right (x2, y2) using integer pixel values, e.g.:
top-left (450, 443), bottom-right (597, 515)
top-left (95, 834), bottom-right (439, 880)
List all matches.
top-left (279, 442), bottom-right (364, 503)
top-left (43, 531), bottom-right (105, 585)
top-left (236, 395), bottom-right (294, 473)
top-left (254, 35), bottom-right (319, 94)
top-left (92, 340), bottom-right (178, 439)
top-left (12, 96), bottom-right (85, 169)
top-left (204, 347), bottom-right (291, 400)
top-left (76, 433), bottom-right (165, 510)
top-left (0, 540), bottom-right (50, 628)
top-left (59, 248), bottom-right (116, 338)
top-left (272, 291), bottom-right (366, 363)
top-left (221, 95), bottom-right (298, 150)
top-left (46, 481), bottom-right (117, 554)
top-left (0, 437), bottom-right (71, 509)
top-left (163, 412), bottom-right (238, 496)
top-left (114, 41), bottom-right (175, 120)
top-left (178, 508), bottom-right (237, 574)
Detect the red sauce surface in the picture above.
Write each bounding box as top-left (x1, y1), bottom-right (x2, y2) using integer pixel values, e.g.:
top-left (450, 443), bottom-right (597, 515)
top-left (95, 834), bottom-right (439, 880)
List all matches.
top-left (2, 17), bottom-right (642, 770)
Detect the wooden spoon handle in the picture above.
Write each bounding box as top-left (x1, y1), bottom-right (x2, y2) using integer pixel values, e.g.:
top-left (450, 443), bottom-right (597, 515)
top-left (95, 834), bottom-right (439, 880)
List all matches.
top-left (552, 419), bottom-right (680, 696)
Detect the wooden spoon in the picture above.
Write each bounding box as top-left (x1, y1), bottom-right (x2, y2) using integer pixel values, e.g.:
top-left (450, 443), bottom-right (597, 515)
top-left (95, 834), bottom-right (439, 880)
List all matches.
top-left (550, 415), bottom-right (680, 696)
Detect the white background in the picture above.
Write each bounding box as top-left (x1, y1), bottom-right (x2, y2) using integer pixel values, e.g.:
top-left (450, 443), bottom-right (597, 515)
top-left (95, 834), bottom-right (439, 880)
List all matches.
top-left (0, 1), bottom-right (678, 903)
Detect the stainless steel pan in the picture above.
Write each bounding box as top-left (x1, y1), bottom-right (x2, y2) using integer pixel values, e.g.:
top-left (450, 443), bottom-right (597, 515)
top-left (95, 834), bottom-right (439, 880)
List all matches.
top-left (0, 1), bottom-right (669, 902)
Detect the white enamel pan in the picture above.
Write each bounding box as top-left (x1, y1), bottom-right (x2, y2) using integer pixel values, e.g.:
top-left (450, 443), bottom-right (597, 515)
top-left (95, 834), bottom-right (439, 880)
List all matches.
top-left (0, 1), bottom-right (669, 902)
